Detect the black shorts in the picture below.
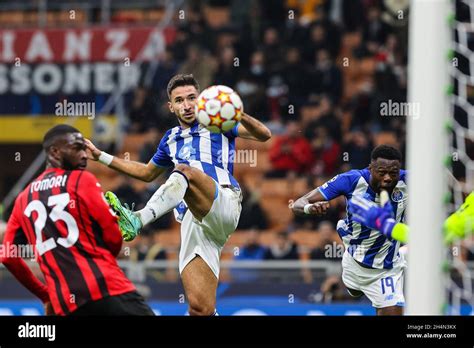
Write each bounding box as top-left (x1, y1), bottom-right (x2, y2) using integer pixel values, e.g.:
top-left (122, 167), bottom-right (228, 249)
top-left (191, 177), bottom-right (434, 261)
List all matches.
top-left (70, 291), bottom-right (155, 316)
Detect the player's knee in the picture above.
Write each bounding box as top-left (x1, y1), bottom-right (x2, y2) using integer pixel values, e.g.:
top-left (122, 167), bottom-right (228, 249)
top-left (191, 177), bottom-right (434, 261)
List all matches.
top-left (187, 295), bottom-right (215, 316)
top-left (174, 164), bottom-right (194, 183)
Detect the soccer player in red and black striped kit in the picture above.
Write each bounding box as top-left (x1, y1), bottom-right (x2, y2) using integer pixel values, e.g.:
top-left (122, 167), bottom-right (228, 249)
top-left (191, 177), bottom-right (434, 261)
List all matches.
top-left (1, 125), bottom-right (154, 315)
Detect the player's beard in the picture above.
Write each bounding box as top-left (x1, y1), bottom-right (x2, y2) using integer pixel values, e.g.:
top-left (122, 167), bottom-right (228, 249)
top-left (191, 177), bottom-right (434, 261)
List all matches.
top-left (62, 157), bottom-right (86, 170)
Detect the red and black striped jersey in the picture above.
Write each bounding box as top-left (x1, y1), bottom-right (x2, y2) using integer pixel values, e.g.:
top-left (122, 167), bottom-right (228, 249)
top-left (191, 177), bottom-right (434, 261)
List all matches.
top-left (2, 167), bottom-right (136, 315)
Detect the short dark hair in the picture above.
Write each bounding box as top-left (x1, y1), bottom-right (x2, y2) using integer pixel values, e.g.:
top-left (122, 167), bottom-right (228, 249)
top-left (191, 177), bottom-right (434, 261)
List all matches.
top-left (43, 124), bottom-right (80, 151)
top-left (166, 74), bottom-right (200, 99)
top-left (371, 145), bottom-right (402, 162)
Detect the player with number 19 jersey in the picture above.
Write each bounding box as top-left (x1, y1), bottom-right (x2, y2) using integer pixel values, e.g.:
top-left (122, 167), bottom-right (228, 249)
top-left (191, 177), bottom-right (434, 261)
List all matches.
top-left (319, 168), bottom-right (408, 269)
top-left (2, 167), bottom-right (135, 315)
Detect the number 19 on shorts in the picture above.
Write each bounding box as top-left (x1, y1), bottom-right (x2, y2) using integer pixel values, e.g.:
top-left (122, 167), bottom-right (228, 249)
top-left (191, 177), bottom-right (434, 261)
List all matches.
top-left (380, 277), bottom-right (395, 294)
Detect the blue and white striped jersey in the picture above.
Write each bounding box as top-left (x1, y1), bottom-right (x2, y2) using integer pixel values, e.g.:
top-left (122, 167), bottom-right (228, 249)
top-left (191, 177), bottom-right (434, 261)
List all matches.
top-left (150, 121), bottom-right (240, 221)
top-left (151, 121), bottom-right (240, 187)
top-left (318, 168), bottom-right (408, 269)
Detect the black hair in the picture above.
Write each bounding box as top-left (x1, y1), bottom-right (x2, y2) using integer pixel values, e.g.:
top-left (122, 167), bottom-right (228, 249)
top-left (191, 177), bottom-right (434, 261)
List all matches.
top-left (166, 74), bottom-right (200, 100)
top-left (371, 144), bottom-right (402, 162)
top-left (43, 124), bottom-right (80, 151)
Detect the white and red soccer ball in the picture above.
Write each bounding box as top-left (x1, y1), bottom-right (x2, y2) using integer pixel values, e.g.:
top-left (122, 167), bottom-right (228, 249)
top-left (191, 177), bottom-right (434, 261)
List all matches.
top-left (195, 85), bottom-right (244, 133)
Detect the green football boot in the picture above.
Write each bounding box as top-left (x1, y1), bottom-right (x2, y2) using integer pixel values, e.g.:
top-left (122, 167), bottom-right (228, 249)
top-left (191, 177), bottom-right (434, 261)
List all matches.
top-left (105, 191), bottom-right (142, 242)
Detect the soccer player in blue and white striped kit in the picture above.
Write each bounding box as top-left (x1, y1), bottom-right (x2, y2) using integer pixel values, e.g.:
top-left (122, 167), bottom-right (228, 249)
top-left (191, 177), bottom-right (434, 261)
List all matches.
top-left (86, 74), bottom-right (271, 316)
top-left (292, 145), bottom-right (407, 315)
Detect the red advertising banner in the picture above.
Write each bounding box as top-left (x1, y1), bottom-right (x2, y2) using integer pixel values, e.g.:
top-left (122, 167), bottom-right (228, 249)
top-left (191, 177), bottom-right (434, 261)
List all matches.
top-left (0, 26), bottom-right (176, 95)
top-left (0, 26), bottom-right (176, 63)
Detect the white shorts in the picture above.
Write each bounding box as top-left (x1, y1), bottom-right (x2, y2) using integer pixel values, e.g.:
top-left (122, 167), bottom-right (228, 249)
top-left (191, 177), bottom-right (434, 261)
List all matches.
top-left (341, 251), bottom-right (406, 308)
top-left (178, 184), bottom-right (242, 278)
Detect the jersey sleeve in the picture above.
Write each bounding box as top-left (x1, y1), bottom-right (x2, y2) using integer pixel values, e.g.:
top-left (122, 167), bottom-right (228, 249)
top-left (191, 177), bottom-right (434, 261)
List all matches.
top-left (318, 171), bottom-right (358, 201)
top-left (223, 124), bottom-right (239, 140)
top-left (1, 197), bottom-right (50, 303)
top-left (151, 131), bottom-right (173, 168)
top-left (77, 171), bottom-right (123, 257)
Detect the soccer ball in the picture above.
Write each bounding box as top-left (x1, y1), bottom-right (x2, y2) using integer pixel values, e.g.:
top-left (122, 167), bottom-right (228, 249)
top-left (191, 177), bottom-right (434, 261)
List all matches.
top-left (195, 85), bottom-right (243, 133)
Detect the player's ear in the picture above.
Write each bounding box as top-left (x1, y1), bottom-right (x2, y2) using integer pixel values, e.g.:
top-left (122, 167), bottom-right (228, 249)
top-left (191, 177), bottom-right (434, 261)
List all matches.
top-left (168, 101), bottom-right (174, 113)
top-left (48, 145), bottom-right (61, 161)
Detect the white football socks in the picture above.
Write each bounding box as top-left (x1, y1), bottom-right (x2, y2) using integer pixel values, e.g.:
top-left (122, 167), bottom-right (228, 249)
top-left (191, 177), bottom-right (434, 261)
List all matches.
top-left (136, 171), bottom-right (189, 226)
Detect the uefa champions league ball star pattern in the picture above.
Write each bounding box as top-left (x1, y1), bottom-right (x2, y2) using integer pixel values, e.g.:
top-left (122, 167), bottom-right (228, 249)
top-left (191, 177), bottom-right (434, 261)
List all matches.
top-left (195, 85), bottom-right (243, 133)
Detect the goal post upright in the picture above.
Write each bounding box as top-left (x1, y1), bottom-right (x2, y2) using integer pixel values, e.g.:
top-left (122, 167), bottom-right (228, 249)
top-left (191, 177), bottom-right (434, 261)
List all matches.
top-left (406, 0), bottom-right (451, 315)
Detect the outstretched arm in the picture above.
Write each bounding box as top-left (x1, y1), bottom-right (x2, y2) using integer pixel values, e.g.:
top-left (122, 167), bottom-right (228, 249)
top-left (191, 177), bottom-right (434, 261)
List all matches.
top-left (292, 173), bottom-right (354, 216)
top-left (237, 113), bottom-right (272, 142)
top-left (85, 139), bottom-right (165, 182)
top-left (291, 188), bottom-right (330, 216)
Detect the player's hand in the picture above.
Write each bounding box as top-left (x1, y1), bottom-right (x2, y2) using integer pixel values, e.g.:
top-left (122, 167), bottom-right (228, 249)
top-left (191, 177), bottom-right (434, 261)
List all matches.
top-left (84, 138), bottom-right (101, 161)
top-left (306, 201), bottom-right (330, 215)
top-left (44, 301), bottom-right (54, 316)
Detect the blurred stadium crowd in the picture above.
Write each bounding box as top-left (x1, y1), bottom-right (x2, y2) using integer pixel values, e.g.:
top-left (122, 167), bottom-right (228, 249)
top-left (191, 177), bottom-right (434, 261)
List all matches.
top-left (2, 0), bottom-right (473, 294)
top-left (0, 0), bottom-right (412, 263)
top-left (95, 0), bottom-right (412, 266)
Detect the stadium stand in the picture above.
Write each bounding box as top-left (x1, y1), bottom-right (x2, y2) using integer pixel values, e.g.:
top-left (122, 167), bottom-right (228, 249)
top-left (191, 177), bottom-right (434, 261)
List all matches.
top-left (0, 0), bottom-right (413, 312)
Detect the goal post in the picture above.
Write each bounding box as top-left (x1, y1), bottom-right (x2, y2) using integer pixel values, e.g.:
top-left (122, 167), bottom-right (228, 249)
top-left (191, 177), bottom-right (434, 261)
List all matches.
top-left (406, 0), bottom-right (451, 315)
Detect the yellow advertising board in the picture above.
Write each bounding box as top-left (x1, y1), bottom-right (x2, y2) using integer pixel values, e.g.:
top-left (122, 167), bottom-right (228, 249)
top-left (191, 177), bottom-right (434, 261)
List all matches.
top-left (0, 116), bottom-right (117, 143)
